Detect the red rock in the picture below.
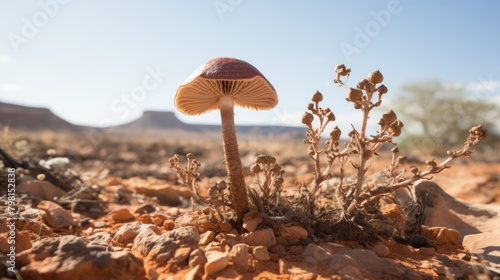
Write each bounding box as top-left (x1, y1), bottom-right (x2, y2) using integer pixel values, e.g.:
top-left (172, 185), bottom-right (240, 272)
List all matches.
top-left (137, 213), bottom-right (169, 226)
top-left (242, 211), bottom-right (263, 232)
top-left (163, 219), bottom-right (175, 230)
top-left (372, 244), bottom-right (390, 258)
top-left (288, 245), bottom-right (303, 255)
top-left (135, 203), bottom-right (156, 214)
top-left (252, 246), bottom-right (270, 261)
top-left (16, 230), bottom-right (32, 254)
top-left (171, 247), bottom-right (192, 265)
top-left (87, 232), bottom-right (111, 247)
top-left (229, 243), bottom-right (249, 273)
top-left (269, 244), bottom-right (286, 255)
top-left (17, 235), bottom-right (147, 280)
top-left (241, 229), bottom-right (276, 248)
top-left (421, 226), bottom-right (459, 244)
top-left (132, 226), bottom-right (199, 268)
top-left (111, 208), bottom-right (135, 223)
top-left (379, 203), bottom-right (404, 221)
top-left (0, 234), bottom-right (9, 255)
top-left (463, 232), bottom-right (500, 266)
top-left (185, 264), bottom-right (202, 280)
top-left (325, 254), bottom-right (362, 278)
top-left (189, 248), bottom-right (207, 268)
top-left (17, 180), bottom-right (66, 201)
top-left (302, 243), bottom-right (331, 262)
top-left (112, 222), bottom-right (161, 246)
top-left (199, 231), bottom-right (215, 246)
top-left (204, 251), bottom-right (229, 277)
top-left (37, 200), bottom-right (73, 229)
top-left (0, 230), bottom-right (30, 255)
top-left (280, 225), bottom-right (308, 245)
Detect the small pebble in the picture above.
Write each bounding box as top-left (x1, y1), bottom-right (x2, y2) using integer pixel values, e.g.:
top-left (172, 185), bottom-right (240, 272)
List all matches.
top-left (373, 244), bottom-right (390, 257)
top-left (111, 209), bottom-right (135, 223)
top-left (253, 246), bottom-right (270, 261)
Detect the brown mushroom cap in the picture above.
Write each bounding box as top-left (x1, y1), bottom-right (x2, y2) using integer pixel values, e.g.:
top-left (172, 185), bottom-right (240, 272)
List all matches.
top-left (175, 57), bottom-right (278, 115)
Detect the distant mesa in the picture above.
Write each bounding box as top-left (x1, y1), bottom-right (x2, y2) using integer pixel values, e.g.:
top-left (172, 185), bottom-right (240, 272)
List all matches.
top-left (0, 102), bottom-right (79, 132)
top-left (0, 102), bottom-right (304, 140)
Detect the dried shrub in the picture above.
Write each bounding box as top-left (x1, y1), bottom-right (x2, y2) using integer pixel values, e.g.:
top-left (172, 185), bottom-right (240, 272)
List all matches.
top-left (289, 65), bottom-right (487, 240)
top-left (170, 64), bottom-right (488, 240)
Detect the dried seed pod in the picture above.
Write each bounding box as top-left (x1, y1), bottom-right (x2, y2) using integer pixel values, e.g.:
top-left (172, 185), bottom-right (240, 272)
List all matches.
top-left (425, 160), bottom-right (437, 168)
top-left (329, 126), bottom-right (341, 141)
top-left (335, 64), bottom-right (351, 76)
top-left (368, 69), bottom-right (383, 84)
top-left (218, 180), bottom-right (227, 190)
top-left (271, 164), bottom-right (281, 174)
top-left (186, 153), bottom-right (194, 159)
top-left (377, 84), bottom-right (388, 94)
top-left (301, 112), bottom-right (314, 126)
top-left (267, 156), bottom-right (276, 165)
top-left (470, 124), bottom-right (488, 139)
top-left (326, 112), bottom-right (336, 122)
top-left (311, 91), bottom-right (323, 102)
top-left (357, 79), bottom-right (370, 90)
top-left (208, 185), bottom-right (219, 198)
top-left (410, 166), bottom-right (419, 174)
top-left (391, 147), bottom-right (399, 153)
top-left (396, 156), bottom-right (406, 164)
top-left (347, 87), bottom-right (363, 102)
top-left (250, 163), bottom-right (262, 173)
top-left (365, 81), bottom-right (376, 92)
top-left (307, 103), bottom-right (314, 111)
top-left (382, 110), bottom-right (397, 124)
top-left (348, 129), bottom-right (356, 138)
top-left (389, 126), bottom-right (401, 137)
top-left (274, 177), bottom-right (284, 185)
top-left (255, 155), bottom-right (267, 164)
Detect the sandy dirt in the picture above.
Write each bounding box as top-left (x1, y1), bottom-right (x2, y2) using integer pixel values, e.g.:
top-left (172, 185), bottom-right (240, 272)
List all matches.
top-left (1, 133), bottom-right (499, 279)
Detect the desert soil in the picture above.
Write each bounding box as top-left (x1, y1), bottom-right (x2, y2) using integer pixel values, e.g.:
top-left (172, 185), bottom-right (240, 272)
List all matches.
top-left (0, 133), bottom-right (499, 279)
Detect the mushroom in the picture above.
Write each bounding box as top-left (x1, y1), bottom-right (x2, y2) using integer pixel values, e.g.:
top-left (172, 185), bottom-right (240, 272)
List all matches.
top-left (175, 57), bottom-right (278, 222)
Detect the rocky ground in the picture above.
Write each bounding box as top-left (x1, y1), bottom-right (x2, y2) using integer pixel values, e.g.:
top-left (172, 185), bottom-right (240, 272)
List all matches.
top-left (0, 133), bottom-right (499, 279)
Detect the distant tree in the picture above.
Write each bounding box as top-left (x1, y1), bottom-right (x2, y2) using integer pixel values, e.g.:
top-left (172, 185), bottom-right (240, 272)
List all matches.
top-left (392, 80), bottom-right (498, 155)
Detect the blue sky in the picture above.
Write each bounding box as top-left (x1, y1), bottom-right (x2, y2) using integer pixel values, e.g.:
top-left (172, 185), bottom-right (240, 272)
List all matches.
top-left (0, 1), bottom-right (499, 134)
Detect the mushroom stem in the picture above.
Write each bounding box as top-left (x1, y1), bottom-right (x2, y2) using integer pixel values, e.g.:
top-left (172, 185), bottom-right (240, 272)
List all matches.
top-left (219, 96), bottom-right (249, 222)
